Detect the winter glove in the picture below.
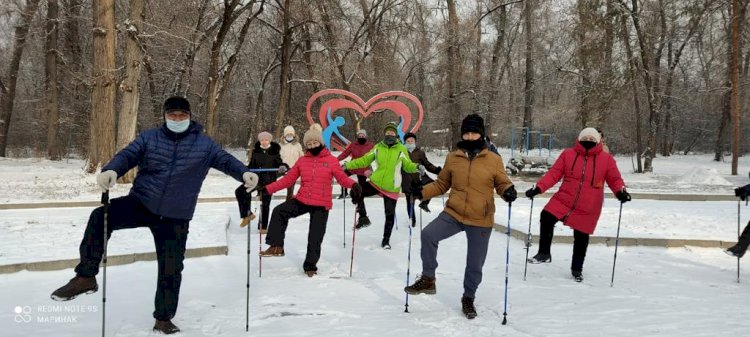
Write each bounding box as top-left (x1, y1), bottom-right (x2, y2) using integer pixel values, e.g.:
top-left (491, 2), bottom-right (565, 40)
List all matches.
top-left (243, 172), bottom-right (259, 193)
top-left (735, 184), bottom-right (750, 201)
top-left (502, 185), bottom-right (517, 203)
top-left (417, 165), bottom-right (427, 176)
top-left (616, 189), bottom-right (632, 203)
top-left (525, 186), bottom-right (541, 199)
top-left (350, 183), bottom-right (363, 204)
top-left (435, 166), bottom-right (442, 174)
top-left (278, 165), bottom-right (288, 174)
top-left (96, 170), bottom-right (118, 192)
top-left (410, 177), bottom-right (424, 200)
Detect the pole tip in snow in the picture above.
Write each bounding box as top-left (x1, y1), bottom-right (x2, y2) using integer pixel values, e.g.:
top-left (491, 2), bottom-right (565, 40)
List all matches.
top-left (502, 315), bottom-right (507, 325)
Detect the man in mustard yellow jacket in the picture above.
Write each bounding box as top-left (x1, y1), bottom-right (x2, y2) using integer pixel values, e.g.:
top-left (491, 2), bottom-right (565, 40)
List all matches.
top-left (405, 114), bottom-right (516, 319)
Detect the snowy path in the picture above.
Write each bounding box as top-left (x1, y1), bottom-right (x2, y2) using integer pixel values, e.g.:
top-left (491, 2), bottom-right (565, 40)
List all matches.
top-left (2, 198), bottom-right (750, 336)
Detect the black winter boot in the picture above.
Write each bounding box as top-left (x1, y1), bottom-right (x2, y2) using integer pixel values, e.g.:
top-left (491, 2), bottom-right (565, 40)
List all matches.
top-left (50, 276), bottom-right (98, 301)
top-left (572, 270), bottom-right (583, 282)
top-left (726, 224), bottom-right (750, 258)
top-left (153, 319), bottom-right (180, 334)
top-left (527, 253), bottom-right (552, 264)
top-left (355, 215), bottom-right (371, 229)
top-left (461, 296), bottom-right (477, 319)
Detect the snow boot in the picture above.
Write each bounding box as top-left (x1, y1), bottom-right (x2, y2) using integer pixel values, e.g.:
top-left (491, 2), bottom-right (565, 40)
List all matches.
top-left (304, 270), bottom-right (317, 277)
top-left (726, 225), bottom-right (750, 258)
top-left (418, 201), bottom-right (431, 213)
top-left (259, 246), bottom-right (285, 257)
top-left (461, 296), bottom-right (477, 319)
top-left (381, 238), bottom-right (391, 250)
top-left (153, 319), bottom-right (180, 334)
top-left (528, 253), bottom-right (552, 264)
top-left (404, 275), bottom-right (436, 295)
top-left (572, 270), bottom-right (583, 282)
top-left (50, 276), bottom-right (98, 301)
top-left (355, 215), bottom-right (371, 230)
top-left (239, 213), bottom-right (257, 228)
top-left (726, 245), bottom-right (746, 258)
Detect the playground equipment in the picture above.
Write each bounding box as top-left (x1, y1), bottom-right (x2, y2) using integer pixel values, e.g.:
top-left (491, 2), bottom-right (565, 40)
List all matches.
top-left (506, 127), bottom-right (553, 176)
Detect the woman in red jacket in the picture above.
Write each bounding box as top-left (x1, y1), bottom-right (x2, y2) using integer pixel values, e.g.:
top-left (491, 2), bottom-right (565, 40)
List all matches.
top-left (257, 124), bottom-right (362, 277)
top-left (524, 127), bottom-right (631, 282)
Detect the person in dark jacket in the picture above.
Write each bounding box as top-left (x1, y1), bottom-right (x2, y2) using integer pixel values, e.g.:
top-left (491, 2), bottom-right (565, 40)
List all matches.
top-left (336, 129), bottom-right (374, 199)
top-left (235, 132), bottom-right (288, 232)
top-left (524, 127), bottom-right (629, 282)
top-left (402, 132), bottom-right (442, 226)
top-left (727, 184), bottom-right (750, 257)
top-left (405, 114), bottom-right (516, 319)
top-left (259, 124), bottom-right (361, 277)
top-left (50, 96), bottom-right (259, 334)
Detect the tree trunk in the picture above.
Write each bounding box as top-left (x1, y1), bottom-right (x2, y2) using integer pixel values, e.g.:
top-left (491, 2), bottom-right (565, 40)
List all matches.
top-left (446, 0), bottom-right (462, 147)
top-left (206, 0), bottom-right (241, 138)
top-left (522, 0), bottom-right (535, 146)
top-left (87, 0), bottom-right (117, 172)
top-left (621, 9), bottom-right (642, 172)
top-left (46, 0), bottom-right (62, 160)
top-left (0, 0), bottom-right (42, 157)
top-left (484, 5), bottom-right (508, 139)
top-left (730, 0), bottom-right (742, 175)
top-left (117, 0), bottom-right (145, 183)
top-left (274, 0), bottom-right (292, 137)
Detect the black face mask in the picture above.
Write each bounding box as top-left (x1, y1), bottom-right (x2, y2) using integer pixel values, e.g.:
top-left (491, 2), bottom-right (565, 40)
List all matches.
top-left (309, 145), bottom-right (324, 156)
top-left (580, 141), bottom-right (597, 150)
top-left (357, 137), bottom-right (367, 145)
top-left (458, 138), bottom-right (486, 153)
top-left (384, 135), bottom-right (397, 146)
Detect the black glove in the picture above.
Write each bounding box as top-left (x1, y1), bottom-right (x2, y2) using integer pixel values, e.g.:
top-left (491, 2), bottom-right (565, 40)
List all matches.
top-left (412, 184), bottom-right (424, 200)
top-left (253, 183), bottom-right (267, 197)
top-left (502, 185), bottom-right (517, 203)
top-left (735, 184), bottom-right (750, 201)
top-left (616, 189), bottom-right (631, 203)
top-left (525, 187), bottom-right (541, 199)
top-left (350, 183), bottom-right (363, 204)
top-left (436, 166), bottom-right (442, 174)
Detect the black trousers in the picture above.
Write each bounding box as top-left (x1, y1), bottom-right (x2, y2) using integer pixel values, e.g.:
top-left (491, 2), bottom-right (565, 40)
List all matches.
top-left (265, 199), bottom-right (329, 271)
top-left (537, 210), bottom-right (590, 272)
top-left (356, 182), bottom-right (397, 241)
top-left (235, 185), bottom-right (272, 229)
top-left (74, 195), bottom-right (189, 321)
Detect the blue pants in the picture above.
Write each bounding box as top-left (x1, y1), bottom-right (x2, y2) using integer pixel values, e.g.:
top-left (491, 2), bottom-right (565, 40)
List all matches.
top-left (420, 212), bottom-right (492, 298)
top-left (74, 195), bottom-right (189, 321)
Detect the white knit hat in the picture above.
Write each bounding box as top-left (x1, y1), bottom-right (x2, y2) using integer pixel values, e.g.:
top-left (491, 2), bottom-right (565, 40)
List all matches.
top-left (578, 127), bottom-right (601, 143)
top-left (357, 129), bottom-right (367, 137)
top-left (303, 124), bottom-right (324, 145)
top-left (257, 131), bottom-right (273, 142)
top-left (284, 125), bottom-right (295, 136)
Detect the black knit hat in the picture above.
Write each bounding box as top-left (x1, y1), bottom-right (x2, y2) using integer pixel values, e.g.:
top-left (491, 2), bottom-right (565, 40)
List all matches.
top-left (404, 132), bottom-right (417, 141)
top-left (164, 96), bottom-right (191, 114)
top-left (460, 114), bottom-right (485, 136)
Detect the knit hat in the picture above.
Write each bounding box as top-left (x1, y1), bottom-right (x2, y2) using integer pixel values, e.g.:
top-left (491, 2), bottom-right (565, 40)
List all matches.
top-left (404, 132), bottom-right (417, 141)
top-left (303, 124), bottom-right (324, 145)
top-left (357, 129), bottom-right (367, 137)
top-left (257, 131), bottom-right (273, 142)
top-left (578, 127), bottom-right (601, 143)
top-left (283, 125), bottom-right (296, 136)
top-left (460, 114), bottom-right (485, 136)
top-left (383, 122), bottom-right (399, 134)
top-left (163, 96), bottom-right (191, 114)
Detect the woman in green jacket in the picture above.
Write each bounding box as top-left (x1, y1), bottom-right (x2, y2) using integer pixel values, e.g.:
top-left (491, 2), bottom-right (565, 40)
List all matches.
top-left (345, 122), bottom-right (424, 249)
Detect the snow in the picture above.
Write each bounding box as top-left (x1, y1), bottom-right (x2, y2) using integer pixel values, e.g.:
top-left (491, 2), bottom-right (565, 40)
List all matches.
top-left (2, 150), bottom-right (750, 336)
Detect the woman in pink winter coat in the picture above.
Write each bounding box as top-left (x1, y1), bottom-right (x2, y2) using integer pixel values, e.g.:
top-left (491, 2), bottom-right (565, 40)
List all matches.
top-left (524, 127), bottom-right (631, 282)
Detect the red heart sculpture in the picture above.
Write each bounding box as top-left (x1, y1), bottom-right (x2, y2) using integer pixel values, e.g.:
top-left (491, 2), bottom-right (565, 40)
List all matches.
top-left (305, 89), bottom-right (424, 151)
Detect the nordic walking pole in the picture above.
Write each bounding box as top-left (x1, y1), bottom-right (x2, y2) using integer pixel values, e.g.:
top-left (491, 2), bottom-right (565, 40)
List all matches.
top-left (610, 202), bottom-right (624, 287)
top-left (245, 191), bottom-right (252, 332)
top-left (405, 195), bottom-right (416, 313)
top-left (343, 188), bottom-right (347, 248)
top-left (502, 202), bottom-right (512, 325)
top-left (349, 210), bottom-right (359, 277)
top-left (523, 197), bottom-right (535, 281)
top-left (738, 199), bottom-right (741, 283)
top-left (101, 191), bottom-right (109, 337)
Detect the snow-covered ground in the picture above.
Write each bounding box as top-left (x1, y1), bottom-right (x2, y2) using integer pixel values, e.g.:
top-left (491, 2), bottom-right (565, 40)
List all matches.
top-left (2, 150), bottom-right (750, 336)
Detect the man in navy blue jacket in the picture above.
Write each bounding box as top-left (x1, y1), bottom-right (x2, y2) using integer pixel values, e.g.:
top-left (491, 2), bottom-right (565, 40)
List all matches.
top-left (50, 96), bottom-right (258, 334)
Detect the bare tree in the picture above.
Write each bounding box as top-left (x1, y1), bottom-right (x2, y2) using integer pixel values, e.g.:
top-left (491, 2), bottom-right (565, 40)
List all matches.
top-left (46, 0), bottom-right (62, 160)
top-left (0, 0), bottom-right (42, 157)
top-left (88, 0), bottom-right (117, 172)
top-left (522, 0), bottom-right (535, 142)
top-left (730, 0), bottom-right (742, 174)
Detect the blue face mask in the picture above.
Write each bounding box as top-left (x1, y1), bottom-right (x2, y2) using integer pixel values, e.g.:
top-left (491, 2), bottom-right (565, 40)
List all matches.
top-left (166, 119), bottom-right (190, 133)
top-left (405, 143), bottom-right (416, 152)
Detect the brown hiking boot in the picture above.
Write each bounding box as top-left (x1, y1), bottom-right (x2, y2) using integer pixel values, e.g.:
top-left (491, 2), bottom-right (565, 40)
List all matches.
top-left (259, 246), bottom-right (284, 257)
top-left (259, 228), bottom-right (268, 235)
top-left (153, 319), bottom-right (180, 334)
top-left (50, 276), bottom-right (98, 301)
top-left (461, 296), bottom-right (477, 319)
top-left (304, 270), bottom-right (317, 277)
top-left (404, 275), bottom-right (436, 295)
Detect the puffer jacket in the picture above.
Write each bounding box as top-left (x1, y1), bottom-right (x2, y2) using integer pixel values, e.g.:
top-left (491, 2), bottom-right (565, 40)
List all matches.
top-left (103, 122), bottom-right (248, 220)
top-left (345, 141), bottom-right (419, 193)
top-left (422, 147), bottom-right (513, 227)
top-left (401, 147), bottom-right (441, 193)
top-left (249, 141), bottom-right (286, 187)
top-left (535, 140), bottom-right (625, 234)
top-left (337, 141), bottom-right (374, 176)
top-left (265, 148), bottom-right (356, 210)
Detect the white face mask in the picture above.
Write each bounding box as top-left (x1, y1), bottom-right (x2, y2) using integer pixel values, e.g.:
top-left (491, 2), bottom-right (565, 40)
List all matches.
top-left (285, 136), bottom-right (294, 143)
top-left (405, 143), bottom-right (416, 152)
top-left (166, 119), bottom-right (190, 133)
